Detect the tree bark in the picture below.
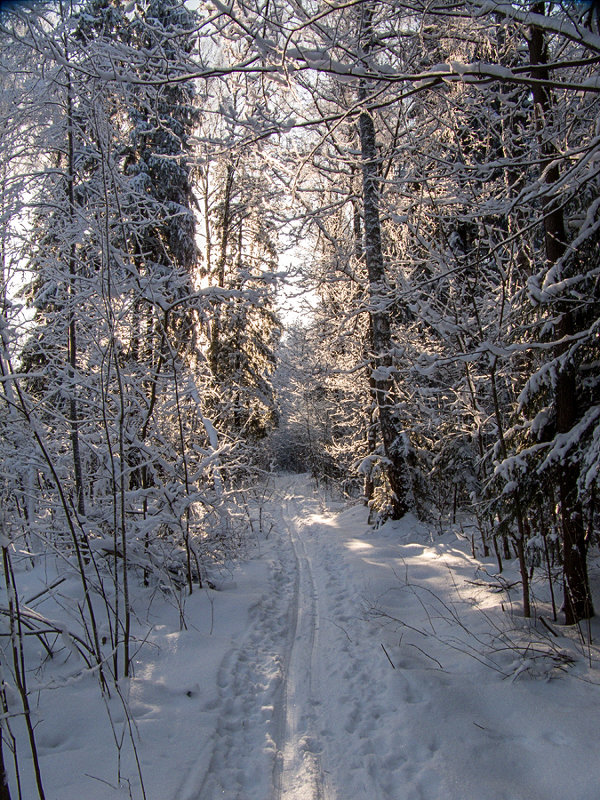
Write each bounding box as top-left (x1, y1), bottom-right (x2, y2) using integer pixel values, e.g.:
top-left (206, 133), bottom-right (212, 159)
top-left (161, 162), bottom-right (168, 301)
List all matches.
top-left (65, 55), bottom-right (85, 519)
top-left (490, 360), bottom-right (531, 617)
top-left (357, 2), bottom-right (411, 519)
top-left (528, 4), bottom-right (594, 623)
top-left (0, 729), bottom-right (11, 800)
top-left (209, 161), bottom-right (235, 377)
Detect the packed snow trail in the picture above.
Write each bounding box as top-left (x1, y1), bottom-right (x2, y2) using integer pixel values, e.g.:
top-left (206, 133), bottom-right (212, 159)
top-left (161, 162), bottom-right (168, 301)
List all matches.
top-left (272, 487), bottom-right (329, 800)
top-left (193, 474), bottom-right (408, 799)
top-left (271, 478), bottom-right (409, 800)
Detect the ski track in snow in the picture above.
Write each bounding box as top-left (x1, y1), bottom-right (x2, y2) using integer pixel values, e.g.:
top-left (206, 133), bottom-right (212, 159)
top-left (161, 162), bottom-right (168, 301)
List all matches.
top-left (289, 483), bottom-right (428, 800)
top-left (187, 475), bottom-right (417, 800)
top-left (272, 487), bottom-right (328, 800)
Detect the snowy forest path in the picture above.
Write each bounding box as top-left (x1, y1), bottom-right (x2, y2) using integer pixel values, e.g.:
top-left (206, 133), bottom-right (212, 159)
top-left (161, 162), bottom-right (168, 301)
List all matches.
top-left (189, 474), bottom-right (399, 800)
top-left (272, 481), bottom-right (331, 800)
top-left (270, 475), bottom-right (396, 800)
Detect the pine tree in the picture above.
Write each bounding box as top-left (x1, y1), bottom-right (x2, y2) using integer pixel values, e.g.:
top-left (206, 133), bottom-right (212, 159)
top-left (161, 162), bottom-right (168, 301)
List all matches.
top-left (204, 155), bottom-right (281, 447)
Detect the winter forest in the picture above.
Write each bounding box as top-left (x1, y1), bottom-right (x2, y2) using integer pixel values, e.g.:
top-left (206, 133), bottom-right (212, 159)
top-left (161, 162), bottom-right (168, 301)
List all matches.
top-left (1, 0), bottom-right (600, 798)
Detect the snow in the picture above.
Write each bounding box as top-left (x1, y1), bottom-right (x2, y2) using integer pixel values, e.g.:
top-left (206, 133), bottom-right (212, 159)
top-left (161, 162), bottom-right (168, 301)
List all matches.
top-left (472, 1), bottom-right (600, 56)
top-left (199, 412), bottom-right (219, 450)
top-left (371, 364), bottom-right (396, 381)
top-left (449, 62), bottom-right (514, 81)
top-left (5, 474), bottom-right (600, 799)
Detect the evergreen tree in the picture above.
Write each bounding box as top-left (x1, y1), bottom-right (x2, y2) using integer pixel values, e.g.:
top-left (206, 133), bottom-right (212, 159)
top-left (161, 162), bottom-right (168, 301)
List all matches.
top-left (203, 155), bottom-right (281, 447)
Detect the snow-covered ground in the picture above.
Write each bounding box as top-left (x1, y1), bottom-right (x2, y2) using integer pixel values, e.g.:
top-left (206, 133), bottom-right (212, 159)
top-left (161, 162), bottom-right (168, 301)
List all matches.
top-left (7, 474), bottom-right (600, 799)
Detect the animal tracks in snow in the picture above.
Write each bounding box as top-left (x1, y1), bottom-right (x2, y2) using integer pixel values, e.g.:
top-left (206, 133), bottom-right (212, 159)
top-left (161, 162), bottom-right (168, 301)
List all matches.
top-left (271, 478), bottom-right (410, 800)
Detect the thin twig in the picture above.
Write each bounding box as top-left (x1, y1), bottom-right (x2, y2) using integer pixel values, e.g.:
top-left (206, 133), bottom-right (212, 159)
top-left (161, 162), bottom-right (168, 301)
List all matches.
top-left (380, 642), bottom-right (395, 669)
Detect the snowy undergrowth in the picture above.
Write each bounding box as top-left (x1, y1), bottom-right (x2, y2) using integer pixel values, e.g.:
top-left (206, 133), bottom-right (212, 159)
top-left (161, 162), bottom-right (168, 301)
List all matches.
top-left (3, 476), bottom-right (600, 800)
top-left (346, 506), bottom-right (600, 800)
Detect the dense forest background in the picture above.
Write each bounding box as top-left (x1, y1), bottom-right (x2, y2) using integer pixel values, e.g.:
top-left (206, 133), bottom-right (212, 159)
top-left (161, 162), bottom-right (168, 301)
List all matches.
top-left (1, 1), bottom-right (600, 796)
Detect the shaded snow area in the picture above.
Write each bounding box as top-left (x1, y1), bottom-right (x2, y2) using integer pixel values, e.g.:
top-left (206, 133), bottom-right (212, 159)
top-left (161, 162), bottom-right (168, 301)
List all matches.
top-left (7, 474), bottom-right (600, 799)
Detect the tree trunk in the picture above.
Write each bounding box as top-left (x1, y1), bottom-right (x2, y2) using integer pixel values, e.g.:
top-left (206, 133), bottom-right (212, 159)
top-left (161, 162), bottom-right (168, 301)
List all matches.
top-left (352, 188), bottom-right (376, 504)
top-left (356, 2), bottom-right (411, 519)
top-left (209, 161), bottom-right (235, 377)
top-left (0, 730), bottom-right (11, 800)
top-left (490, 360), bottom-right (531, 617)
top-left (556, 313), bottom-right (593, 623)
top-left (65, 60), bottom-right (85, 518)
top-left (528, 4), bottom-right (594, 623)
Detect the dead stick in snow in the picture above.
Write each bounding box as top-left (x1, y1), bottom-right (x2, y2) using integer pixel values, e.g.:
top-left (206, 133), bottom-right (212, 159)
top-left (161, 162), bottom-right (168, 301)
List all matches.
top-left (381, 643), bottom-right (396, 669)
top-left (540, 616), bottom-right (559, 637)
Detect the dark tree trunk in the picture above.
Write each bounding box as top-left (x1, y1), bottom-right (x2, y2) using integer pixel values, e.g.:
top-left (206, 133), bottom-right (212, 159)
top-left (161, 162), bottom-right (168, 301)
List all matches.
top-left (528, 4), bottom-right (594, 623)
top-left (357, 2), bottom-right (411, 519)
top-left (0, 731), bottom-right (11, 800)
top-left (490, 361), bottom-right (531, 617)
top-left (556, 313), bottom-right (594, 623)
top-left (352, 189), bottom-right (376, 505)
top-left (209, 161), bottom-right (235, 377)
top-left (65, 64), bottom-right (85, 518)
